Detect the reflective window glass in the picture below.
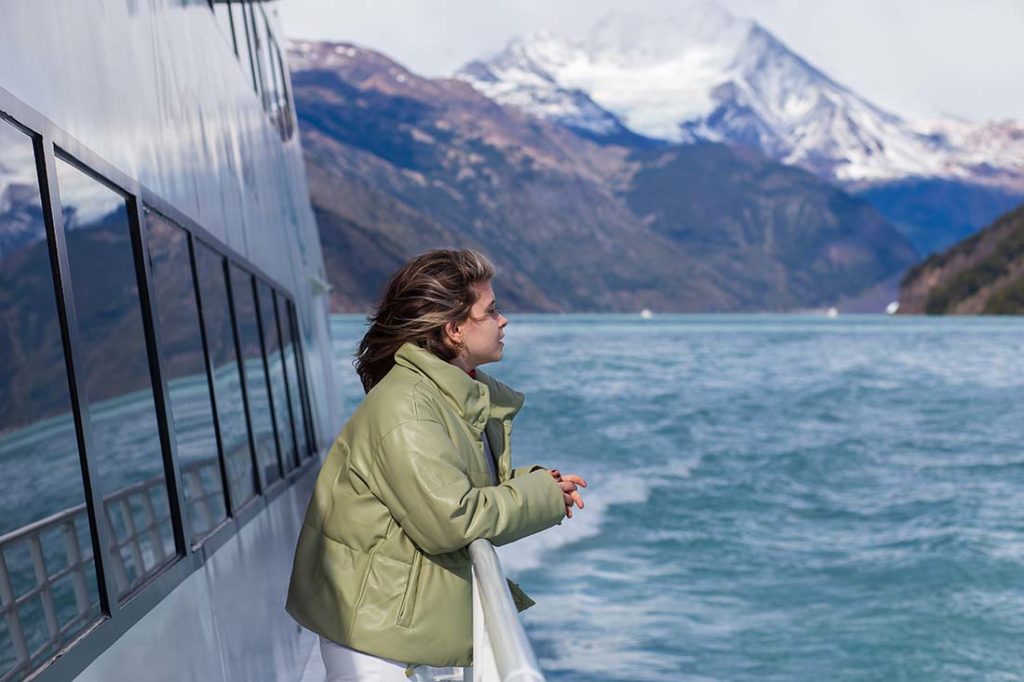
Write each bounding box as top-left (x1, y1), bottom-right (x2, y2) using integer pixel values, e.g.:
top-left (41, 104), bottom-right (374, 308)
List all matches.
top-left (237, 3), bottom-right (259, 95)
top-left (0, 123), bottom-right (101, 679)
top-left (266, 35), bottom-right (284, 136)
top-left (279, 297), bottom-right (308, 461)
top-left (55, 157), bottom-right (175, 600)
top-left (272, 41), bottom-right (295, 140)
top-left (251, 7), bottom-right (272, 113)
top-left (257, 9), bottom-right (278, 116)
top-left (287, 302), bottom-right (316, 456)
top-left (193, 243), bottom-right (256, 509)
top-left (230, 265), bottom-right (280, 487)
top-left (144, 210), bottom-right (227, 541)
top-left (212, 0), bottom-right (236, 57)
top-left (258, 284), bottom-right (296, 472)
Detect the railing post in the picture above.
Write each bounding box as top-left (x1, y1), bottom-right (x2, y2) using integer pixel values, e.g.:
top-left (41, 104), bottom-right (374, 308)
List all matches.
top-left (119, 498), bottom-right (145, 581)
top-left (139, 486), bottom-right (166, 565)
top-left (62, 518), bottom-right (91, 617)
top-left (185, 466), bottom-right (215, 533)
top-left (102, 503), bottom-right (130, 595)
top-left (467, 539), bottom-right (545, 682)
top-left (28, 534), bottom-right (60, 642)
top-left (472, 565), bottom-right (499, 681)
top-left (0, 551), bottom-right (29, 670)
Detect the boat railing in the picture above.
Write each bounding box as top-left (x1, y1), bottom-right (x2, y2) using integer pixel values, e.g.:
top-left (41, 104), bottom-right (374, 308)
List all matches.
top-left (0, 456), bottom-right (223, 681)
top-left (468, 539), bottom-right (545, 682)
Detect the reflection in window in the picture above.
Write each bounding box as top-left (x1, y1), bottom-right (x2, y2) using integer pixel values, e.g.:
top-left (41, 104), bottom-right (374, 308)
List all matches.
top-left (254, 8), bottom-right (271, 113)
top-left (209, 0), bottom-right (236, 56)
top-left (193, 243), bottom-right (256, 509)
top-left (56, 157), bottom-right (176, 601)
top-left (259, 284), bottom-right (296, 472)
top-left (280, 299), bottom-right (309, 460)
top-left (236, 2), bottom-right (259, 95)
top-left (287, 302), bottom-right (316, 457)
top-left (144, 210), bottom-right (227, 541)
top-left (272, 39), bottom-right (295, 140)
top-left (251, 5), bottom-right (274, 116)
top-left (0, 123), bottom-right (101, 680)
top-left (230, 265), bottom-right (281, 487)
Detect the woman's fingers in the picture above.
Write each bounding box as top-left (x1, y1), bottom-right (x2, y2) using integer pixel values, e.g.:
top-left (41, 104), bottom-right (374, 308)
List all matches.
top-left (557, 478), bottom-right (585, 517)
top-left (561, 474), bottom-right (587, 487)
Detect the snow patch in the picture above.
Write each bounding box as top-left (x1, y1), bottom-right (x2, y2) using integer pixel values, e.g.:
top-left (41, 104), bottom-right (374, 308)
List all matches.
top-left (455, 5), bottom-right (1024, 189)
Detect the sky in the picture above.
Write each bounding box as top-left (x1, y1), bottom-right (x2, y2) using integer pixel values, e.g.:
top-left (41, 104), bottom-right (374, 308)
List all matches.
top-left (277, 0), bottom-right (1024, 123)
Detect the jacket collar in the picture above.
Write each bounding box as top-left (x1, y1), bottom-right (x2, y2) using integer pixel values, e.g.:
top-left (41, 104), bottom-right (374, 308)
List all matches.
top-left (394, 342), bottom-right (524, 429)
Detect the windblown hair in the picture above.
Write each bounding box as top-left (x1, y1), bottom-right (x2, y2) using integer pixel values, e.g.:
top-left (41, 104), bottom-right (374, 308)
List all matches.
top-left (355, 249), bottom-right (495, 393)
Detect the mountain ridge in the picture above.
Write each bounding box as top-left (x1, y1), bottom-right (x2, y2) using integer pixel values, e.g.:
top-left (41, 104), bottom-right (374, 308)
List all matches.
top-left (899, 202), bottom-right (1024, 314)
top-left (288, 40), bottom-right (915, 313)
top-left (456, 6), bottom-right (1024, 192)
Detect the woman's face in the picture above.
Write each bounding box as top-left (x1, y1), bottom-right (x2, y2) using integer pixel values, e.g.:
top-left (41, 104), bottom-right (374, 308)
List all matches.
top-left (458, 280), bottom-right (508, 369)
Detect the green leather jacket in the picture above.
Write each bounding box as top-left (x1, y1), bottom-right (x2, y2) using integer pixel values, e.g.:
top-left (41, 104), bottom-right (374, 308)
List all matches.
top-left (286, 342), bottom-right (566, 667)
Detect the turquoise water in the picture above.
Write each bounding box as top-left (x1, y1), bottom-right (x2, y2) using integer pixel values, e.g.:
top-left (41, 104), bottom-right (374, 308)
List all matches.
top-left (329, 315), bottom-right (1024, 681)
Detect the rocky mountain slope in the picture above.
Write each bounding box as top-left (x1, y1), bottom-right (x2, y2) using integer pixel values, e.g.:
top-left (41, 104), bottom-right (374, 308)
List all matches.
top-left (288, 41), bottom-right (915, 312)
top-left (457, 4), bottom-right (1024, 254)
top-left (899, 203), bottom-right (1024, 314)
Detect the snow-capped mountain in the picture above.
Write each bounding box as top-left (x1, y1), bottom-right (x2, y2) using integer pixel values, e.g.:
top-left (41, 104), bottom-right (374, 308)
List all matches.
top-left (457, 3), bottom-right (1024, 190)
top-left (0, 183), bottom-right (46, 259)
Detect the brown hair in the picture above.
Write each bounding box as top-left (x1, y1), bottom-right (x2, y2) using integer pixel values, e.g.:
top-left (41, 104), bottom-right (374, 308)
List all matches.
top-left (355, 249), bottom-right (495, 392)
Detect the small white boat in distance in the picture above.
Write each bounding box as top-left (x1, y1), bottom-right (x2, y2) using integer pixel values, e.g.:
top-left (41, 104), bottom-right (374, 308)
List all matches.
top-left (640, 308), bottom-right (653, 319)
top-left (826, 307), bottom-right (839, 318)
top-left (885, 301), bottom-right (900, 315)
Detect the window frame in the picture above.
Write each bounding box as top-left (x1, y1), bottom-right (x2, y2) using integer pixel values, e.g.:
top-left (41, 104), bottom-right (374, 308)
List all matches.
top-left (54, 149), bottom-right (186, 603)
top-left (0, 87), bottom-right (320, 682)
top-left (144, 208), bottom-right (233, 546)
top-left (210, 0), bottom-right (295, 141)
top-left (287, 300), bottom-right (318, 458)
top-left (227, 264), bottom-right (284, 491)
top-left (272, 291), bottom-right (303, 470)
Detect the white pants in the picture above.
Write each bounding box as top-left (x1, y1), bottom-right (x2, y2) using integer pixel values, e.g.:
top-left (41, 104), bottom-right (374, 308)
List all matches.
top-left (319, 637), bottom-right (411, 682)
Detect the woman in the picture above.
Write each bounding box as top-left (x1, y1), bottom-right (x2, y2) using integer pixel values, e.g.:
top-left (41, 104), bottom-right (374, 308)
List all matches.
top-left (286, 249), bottom-right (585, 681)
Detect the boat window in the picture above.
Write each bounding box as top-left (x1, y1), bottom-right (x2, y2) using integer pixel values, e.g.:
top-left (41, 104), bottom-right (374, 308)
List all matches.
top-left (257, 8), bottom-right (280, 120)
top-left (278, 295), bottom-right (309, 461)
top-left (251, 5), bottom-right (273, 115)
top-left (265, 32), bottom-right (284, 136)
top-left (0, 121), bottom-right (102, 680)
top-left (230, 264), bottom-right (282, 487)
top-left (209, 0), bottom-right (235, 56)
top-left (287, 301), bottom-right (317, 456)
top-left (143, 210), bottom-right (228, 542)
top-left (258, 282), bottom-right (297, 472)
top-left (55, 157), bottom-right (177, 601)
top-left (234, 1), bottom-right (259, 95)
top-left (193, 242), bottom-right (256, 510)
top-left (272, 39), bottom-right (295, 140)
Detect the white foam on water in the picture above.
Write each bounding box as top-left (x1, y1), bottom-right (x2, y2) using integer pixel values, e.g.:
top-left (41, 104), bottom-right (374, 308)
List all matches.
top-left (523, 591), bottom-right (710, 682)
top-left (499, 455), bottom-right (701, 573)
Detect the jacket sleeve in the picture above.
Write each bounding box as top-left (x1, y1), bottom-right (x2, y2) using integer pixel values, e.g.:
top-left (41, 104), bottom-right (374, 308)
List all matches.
top-left (368, 418), bottom-right (566, 555)
top-left (510, 465), bottom-right (546, 479)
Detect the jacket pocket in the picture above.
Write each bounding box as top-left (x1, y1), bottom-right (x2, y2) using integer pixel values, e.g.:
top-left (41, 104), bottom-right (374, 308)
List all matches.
top-left (397, 551), bottom-right (423, 627)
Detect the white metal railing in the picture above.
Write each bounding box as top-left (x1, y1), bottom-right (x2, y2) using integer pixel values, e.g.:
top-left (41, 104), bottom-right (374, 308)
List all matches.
top-left (468, 539), bottom-right (545, 682)
top-left (0, 456), bottom-right (225, 681)
top-left (0, 503), bottom-right (95, 682)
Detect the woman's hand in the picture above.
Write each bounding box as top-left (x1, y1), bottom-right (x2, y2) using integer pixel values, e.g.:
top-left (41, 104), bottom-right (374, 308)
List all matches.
top-left (549, 469), bottom-right (587, 518)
